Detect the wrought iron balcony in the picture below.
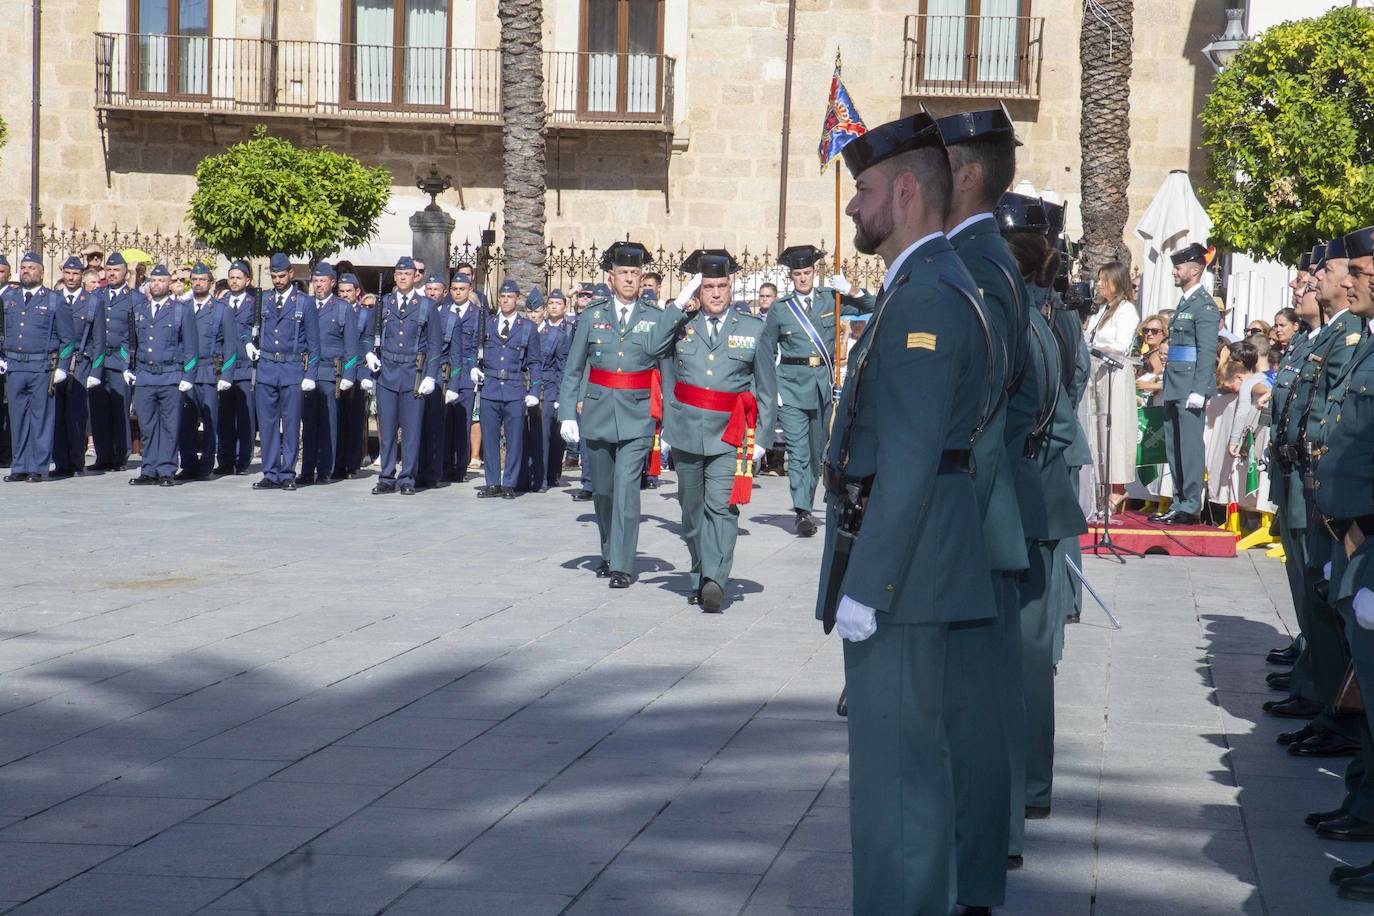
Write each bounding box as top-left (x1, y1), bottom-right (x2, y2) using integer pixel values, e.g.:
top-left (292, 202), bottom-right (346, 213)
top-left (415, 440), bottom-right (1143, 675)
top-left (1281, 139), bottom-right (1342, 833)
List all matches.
top-left (901, 14), bottom-right (1044, 100)
top-left (93, 33), bottom-right (674, 130)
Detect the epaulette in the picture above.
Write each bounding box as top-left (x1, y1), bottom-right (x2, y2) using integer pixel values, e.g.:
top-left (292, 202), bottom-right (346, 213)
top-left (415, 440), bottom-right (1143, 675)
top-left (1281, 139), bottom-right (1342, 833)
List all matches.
top-left (588, 296), bottom-right (610, 309)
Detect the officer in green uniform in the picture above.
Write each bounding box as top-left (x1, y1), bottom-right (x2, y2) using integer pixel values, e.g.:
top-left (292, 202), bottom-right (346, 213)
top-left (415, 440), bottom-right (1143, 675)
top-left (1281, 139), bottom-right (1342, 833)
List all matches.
top-left (757, 245), bottom-right (873, 536)
top-left (935, 107), bottom-right (1026, 907)
top-left (1315, 225), bottom-right (1374, 899)
top-left (558, 241), bottom-right (678, 588)
top-left (660, 249), bottom-right (776, 612)
top-left (1151, 243), bottom-right (1219, 525)
top-left (815, 112), bottom-right (996, 916)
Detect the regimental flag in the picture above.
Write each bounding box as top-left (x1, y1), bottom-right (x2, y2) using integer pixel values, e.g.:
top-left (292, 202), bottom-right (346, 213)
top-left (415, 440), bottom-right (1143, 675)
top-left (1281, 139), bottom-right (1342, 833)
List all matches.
top-left (819, 50), bottom-right (868, 172)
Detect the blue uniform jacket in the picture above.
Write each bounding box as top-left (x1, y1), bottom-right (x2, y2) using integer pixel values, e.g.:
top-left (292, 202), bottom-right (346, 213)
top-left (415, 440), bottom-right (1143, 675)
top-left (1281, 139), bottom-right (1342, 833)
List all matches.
top-left (100, 284), bottom-right (145, 373)
top-left (1, 285), bottom-right (77, 373)
top-left (373, 291), bottom-right (440, 394)
top-left (132, 297), bottom-right (200, 386)
top-left (257, 286), bottom-right (321, 386)
top-left (311, 294), bottom-right (361, 384)
top-left (57, 286), bottom-right (108, 380)
top-left (220, 290), bottom-right (258, 382)
top-left (538, 320), bottom-right (572, 404)
top-left (479, 312), bottom-right (541, 401)
top-left (187, 296), bottom-right (242, 385)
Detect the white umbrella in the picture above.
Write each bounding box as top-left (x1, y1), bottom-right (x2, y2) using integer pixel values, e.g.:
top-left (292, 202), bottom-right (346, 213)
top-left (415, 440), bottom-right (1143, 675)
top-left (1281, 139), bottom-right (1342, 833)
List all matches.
top-left (1134, 169), bottom-right (1214, 317)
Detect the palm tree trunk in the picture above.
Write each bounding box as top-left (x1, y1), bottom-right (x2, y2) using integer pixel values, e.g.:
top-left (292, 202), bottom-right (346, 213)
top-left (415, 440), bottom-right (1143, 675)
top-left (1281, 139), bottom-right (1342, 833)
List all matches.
top-left (498, 0), bottom-right (547, 290)
top-left (1079, 0), bottom-right (1134, 276)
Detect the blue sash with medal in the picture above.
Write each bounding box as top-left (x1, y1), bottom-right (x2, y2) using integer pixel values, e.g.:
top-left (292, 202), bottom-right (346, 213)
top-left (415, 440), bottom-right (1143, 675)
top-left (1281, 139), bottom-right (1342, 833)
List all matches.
top-left (783, 292), bottom-right (834, 378)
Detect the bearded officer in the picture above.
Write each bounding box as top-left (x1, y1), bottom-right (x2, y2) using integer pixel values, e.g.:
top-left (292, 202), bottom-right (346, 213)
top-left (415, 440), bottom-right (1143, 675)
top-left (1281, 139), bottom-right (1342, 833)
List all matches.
top-left (177, 262), bottom-right (240, 480)
top-left (299, 262), bottom-right (360, 484)
top-left (817, 113), bottom-right (996, 915)
top-left (442, 272), bottom-right (482, 481)
top-left (758, 245), bottom-right (872, 536)
top-left (558, 241), bottom-right (679, 587)
top-left (52, 255), bottom-right (107, 478)
top-left (216, 260), bottom-right (258, 475)
top-left (661, 249), bottom-right (775, 611)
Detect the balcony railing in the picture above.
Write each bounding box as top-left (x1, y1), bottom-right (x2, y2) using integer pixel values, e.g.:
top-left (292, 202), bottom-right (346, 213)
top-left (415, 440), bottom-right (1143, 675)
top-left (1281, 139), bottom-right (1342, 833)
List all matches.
top-left (93, 33), bottom-right (675, 130)
top-left (901, 14), bottom-right (1043, 100)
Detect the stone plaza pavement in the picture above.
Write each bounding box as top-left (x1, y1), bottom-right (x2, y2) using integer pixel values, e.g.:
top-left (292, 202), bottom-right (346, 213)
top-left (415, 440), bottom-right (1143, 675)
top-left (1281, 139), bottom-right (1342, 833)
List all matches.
top-left (0, 466), bottom-right (1365, 914)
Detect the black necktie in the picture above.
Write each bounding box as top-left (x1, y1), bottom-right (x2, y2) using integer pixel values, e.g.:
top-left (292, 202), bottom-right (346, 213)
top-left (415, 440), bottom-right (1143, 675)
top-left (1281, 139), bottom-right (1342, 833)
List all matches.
top-left (24, 290), bottom-right (33, 306)
top-left (500, 319), bottom-right (510, 338)
top-left (709, 317), bottom-right (720, 343)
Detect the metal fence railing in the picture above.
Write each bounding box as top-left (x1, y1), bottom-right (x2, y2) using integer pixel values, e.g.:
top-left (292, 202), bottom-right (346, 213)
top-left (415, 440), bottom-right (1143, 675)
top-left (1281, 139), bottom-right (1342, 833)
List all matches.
top-left (0, 223), bottom-right (218, 274)
top-left (901, 14), bottom-right (1043, 100)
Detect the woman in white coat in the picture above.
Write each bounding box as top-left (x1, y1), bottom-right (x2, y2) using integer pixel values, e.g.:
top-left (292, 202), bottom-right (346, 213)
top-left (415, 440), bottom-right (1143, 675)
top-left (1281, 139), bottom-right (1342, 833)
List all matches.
top-left (1086, 262), bottom-right (1142, 515)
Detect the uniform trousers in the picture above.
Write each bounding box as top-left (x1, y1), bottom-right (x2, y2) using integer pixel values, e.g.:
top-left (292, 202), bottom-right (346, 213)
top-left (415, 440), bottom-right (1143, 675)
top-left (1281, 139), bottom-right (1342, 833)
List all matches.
top-left (522, 400), bottom-right (545, 490)
top-left (256, 381), bottom-right (302, 483)
top-left (52, 376), bottom-right (89, 473)
top-left (376, 383), bottom-right (424, 488)
top-left (996, 574), bottom-right (1028, 858)
top-left (336, 384), bottom-right (367, 475)
top-left (780, 401), bottom-right (826, 512)
top-left (1302, 524), bottom-right (1358, 737)
top-left (177, 382), bottom-right (219, 476)
top-left (90, 366), bottom-right (132, 467)
top-left (674, 449), bottom-right (740, 588)
top-left (216, 379), bottom-right (255, 470)
top-left (540, 395), bottom-right (566, 486)
top-left (1020, 538), bottom-right (1067, 809)
top-left (842, 621), bottom-right (957, 916)
top-left (134, 384), bottom-right (181, 478)
top-left (416, 388), bottom-right (444, 486)
top-left (0, 375), bottom-right (11, 465)
top-left (300, 381), bottom-right (341, 479)
top-left (443, 389), bottom-right (475, 478)
top-left (5, 370), bottom-right (57, 476)
top-left (1340, 596), bottom-right (1374, 823)
top-left (585, 435), bottom-right (652, 574)
top-left (480, 396), bottom-right (526, 489)
top-left (1162, 400), bottom-right (1206, 514)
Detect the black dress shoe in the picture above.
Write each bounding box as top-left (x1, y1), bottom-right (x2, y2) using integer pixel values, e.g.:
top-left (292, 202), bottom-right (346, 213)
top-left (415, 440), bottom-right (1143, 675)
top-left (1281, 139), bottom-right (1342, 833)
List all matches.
top-left (609, 572), bottom-right (631, 589)
top-left (795, 510), bottom-right (818, 537)
top-left (297, 474), bottom-right (315, 486)
top-left (1277, 724), bottom-right (1315, 746)
top-left (1317, 814), bottom-right (1374, 840)
top-left (3, 473), bottom-right (30, 482)
top-left (1026, 805), bottom-right (1051, 819)
top-left (233, 465), bottom-right (250, 476)
top-left (251, 479), bottom-right (277, 490)
top-left (129, 475), bottom-right (157, 486)
top-left (501, 488), bottom-right (515, 500)
top-left (158, 476), bottom-right (175, 487)
top-left (214, 464), bottom-right (233, 475)
top-left (89, 462), bottom-right (110, 472)
top-left (1267, 671), bottom-right (1292, 691)
top-left (279, 479), bottom-right (297, 491)
top-left (477, 485), bottom-right (502, 498)
top-left (595, 561), bottom-right (610, 578)
top-left (1263, 696), bottom-right (1322, 718)
top-left (1007, 855), bottom-right (1024, 870)
top-left (571, 489), bottom-right (593, 501)
top-left (687, 590), bottom-right (701, 606)
top-left (1331, 859), bottom-right (1374, 884)
top-left (1339, 871), bottom-right (1374, 901)
top-left (1267, 644), bottom-right (1300, 665)
top-left (399, 485), bottom-right (416, 495)
top-left (1147, 508), bottom-right (1171, 521)
top-left (372, 482), bottom-right (395, 494)
top-left (700, 579), bottom-right (724, 613)
top-left (537, 485), bottom-right (549, 493)
top-left (173, 470), bottom-right (199, 481)
top-left (955, 907), bottom-right (992, 916)
top-left (48, 469), bottom-right (74, 480)
top-left (1306, 807), bottom-right (1347, 828)
top-left (1159, 511), bottom-right (1200, 526)
top-left (1290, 732), bottom-right (1359, 757)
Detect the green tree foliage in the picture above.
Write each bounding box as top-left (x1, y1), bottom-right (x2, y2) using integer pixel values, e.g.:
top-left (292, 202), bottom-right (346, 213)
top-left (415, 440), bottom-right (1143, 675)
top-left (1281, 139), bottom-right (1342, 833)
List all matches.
top-left (188, 127), bottom-right (391, 259)
top-left (1202, 7), bottom-right (1374, 264)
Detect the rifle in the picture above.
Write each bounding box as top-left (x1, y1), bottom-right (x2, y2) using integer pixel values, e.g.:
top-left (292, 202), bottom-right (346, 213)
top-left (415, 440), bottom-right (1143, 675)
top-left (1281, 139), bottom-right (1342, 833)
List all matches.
top-left (334, 356), bottom-right (343, 400)
top-left (412, 352), bottom-right (425, 399)
top-left (46, 349), bottom-right (59, 397)
top-left (1, 290), bottom-right (7, 407)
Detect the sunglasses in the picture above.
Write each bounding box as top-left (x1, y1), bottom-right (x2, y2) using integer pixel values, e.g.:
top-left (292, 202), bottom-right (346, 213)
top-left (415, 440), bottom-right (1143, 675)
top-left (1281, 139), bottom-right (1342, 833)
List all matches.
top-left (1143, 328), bottom-right (1165, 336)
top-left (1246, 326), bottom-right (1265, 334)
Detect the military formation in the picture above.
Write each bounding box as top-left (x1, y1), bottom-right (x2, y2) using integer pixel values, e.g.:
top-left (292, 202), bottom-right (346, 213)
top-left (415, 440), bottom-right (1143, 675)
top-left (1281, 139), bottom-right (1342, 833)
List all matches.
top-left (1254, 227), bottom-right (1374, 904)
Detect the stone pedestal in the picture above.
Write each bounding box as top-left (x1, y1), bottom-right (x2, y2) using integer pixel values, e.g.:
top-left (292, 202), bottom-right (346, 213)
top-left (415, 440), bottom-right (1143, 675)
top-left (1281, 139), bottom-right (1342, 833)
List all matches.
top-left (409, 207), bottom-right (455, 280)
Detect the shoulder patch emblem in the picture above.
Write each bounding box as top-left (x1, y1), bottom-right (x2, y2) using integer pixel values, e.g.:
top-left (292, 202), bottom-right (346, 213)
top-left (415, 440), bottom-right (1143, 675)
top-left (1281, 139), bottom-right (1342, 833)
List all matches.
top-left (907, 332), bottom-right (937, 351)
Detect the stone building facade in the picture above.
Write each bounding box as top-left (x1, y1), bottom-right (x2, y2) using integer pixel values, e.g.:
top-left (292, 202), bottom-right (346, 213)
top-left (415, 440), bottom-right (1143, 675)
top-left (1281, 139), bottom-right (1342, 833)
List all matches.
top-left (0, 0), bottom-right (1234, 273)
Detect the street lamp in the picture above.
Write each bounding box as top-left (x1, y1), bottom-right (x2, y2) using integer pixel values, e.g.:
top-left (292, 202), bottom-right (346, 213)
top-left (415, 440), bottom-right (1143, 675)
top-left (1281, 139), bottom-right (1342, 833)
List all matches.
top-left (1201, 8), bottom-right (1250, 73)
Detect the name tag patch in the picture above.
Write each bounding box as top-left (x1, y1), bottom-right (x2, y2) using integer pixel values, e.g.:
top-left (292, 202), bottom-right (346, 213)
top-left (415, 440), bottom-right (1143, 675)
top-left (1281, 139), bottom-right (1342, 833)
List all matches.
top-left (727, 335), bottom-right (756, 349)
top-left (907, 332), bottom-right (937, 351)
top-left (1177, 313), bottom-right (1192, 320)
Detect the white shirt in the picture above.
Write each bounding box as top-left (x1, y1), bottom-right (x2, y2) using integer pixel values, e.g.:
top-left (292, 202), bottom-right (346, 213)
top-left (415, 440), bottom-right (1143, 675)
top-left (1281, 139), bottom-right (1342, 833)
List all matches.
top-left (946, 212), bottom-right (995, 240)
top-left (883, 231), bottom-right (946, 293)
top-left (1180, 282), bottom-right (1203, 302)
top-left (1328, 306), bottom-right (1351, 325)
top-left (613, 296), bottom-right (635, 326)
top-left (151, 296), bottom-right (170, 314)
top-left (230, 293), bottom-right (243, 310)
top-left (193, 296), bottom-right (211, 314)
top-left (1088, 299), bottom-right (1141, 356)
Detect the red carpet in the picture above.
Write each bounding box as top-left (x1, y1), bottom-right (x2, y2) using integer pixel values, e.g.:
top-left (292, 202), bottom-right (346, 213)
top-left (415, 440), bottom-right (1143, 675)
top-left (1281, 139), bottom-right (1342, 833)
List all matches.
top-left (1080, 510), bottom-right (1237, 558)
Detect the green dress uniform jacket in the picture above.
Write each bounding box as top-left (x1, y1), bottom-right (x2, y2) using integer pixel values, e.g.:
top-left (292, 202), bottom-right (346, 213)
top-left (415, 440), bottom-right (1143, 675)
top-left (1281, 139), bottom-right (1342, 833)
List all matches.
top-left (1162, 286), bottom-right (1221, 402)
top-left (758, 284), bottom-right (875, 410)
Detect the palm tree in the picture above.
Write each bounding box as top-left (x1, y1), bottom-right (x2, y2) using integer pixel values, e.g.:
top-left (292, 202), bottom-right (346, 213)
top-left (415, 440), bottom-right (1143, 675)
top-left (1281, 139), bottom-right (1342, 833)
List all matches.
top-left (498, 0), bottom-right (547, 290)
top-left (1079, 0), bottom-right (1134, 276)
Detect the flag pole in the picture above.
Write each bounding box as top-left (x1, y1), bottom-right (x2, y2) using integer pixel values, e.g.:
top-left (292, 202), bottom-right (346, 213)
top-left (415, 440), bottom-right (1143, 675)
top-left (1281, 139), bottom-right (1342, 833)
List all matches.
top-left (833, 165), bottom-right (843, 398)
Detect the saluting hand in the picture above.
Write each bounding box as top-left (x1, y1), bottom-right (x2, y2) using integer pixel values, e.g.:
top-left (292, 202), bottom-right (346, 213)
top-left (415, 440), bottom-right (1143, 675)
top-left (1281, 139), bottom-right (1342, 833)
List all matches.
top-left (674, 274), bottom-right (703, 310)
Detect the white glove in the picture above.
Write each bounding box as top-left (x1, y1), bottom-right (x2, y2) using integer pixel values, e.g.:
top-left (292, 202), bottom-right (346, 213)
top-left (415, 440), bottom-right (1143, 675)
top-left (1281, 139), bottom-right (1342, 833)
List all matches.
top-left (338, 378), bottom-right (354, 391)
top-left (418, 376), bottom-right (435, 396)
top-left (836, 595), bottom-right (878, 642)
top-left (123, 370), bottom-right (136, 386)
top-left (1324, 561), bottom-right (1333, 581)
top-left (245, 342), bottom-right (260, 361)
top-left (561, 419), bottom-right (580, 445)
top-left (674, 274), bottom-right (703, 308)
top-left (752, 444), bottom-right (765, 462)
top-left (85, 375), bottom-right (101, 389)
top-left (301, 378), bottom-right (316, 392)
top-left (360, 378), bottom-right (374, 393)
top-left (445, 389), bottom-right (459, 405)
top-left (177, 380), bottom-right (193, 393)
top-left (470, 367), bottom-right (485, 385)
top-left (364, 352), bottom-right (381, 372)
top-left (553, 401), bottom-right (559, 411)
top-left (216, 379), bottom-right (231, 392)
top-left (1185, 393), bottom-right (1205, 410)
top-left (53, 368), bottom-right (68, 385)
top-left (525, 394), bottom-right (539, 407)
top-left (1355, 588), bottom-right (1374, 630)
top-left (0, 359), bottom-right (7, 375)
top-left (828, 272), bottom-right (851, 294)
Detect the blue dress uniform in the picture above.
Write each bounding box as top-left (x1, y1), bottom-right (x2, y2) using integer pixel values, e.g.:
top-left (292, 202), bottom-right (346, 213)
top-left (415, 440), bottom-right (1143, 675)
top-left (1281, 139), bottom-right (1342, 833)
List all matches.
top-left (1155, 243), bottom-right (1220, 522)
top-left (90, 252), bottom-right (144, 471)
top-left (442, 294), bottom-right (481, 480)
top-left (216, 261), bottom-right (258, 474)
top-left (533, 303), bottom-right (573, 489)
top-left (130, 271), bottom-right (200, 484)
top-left (178, 278), bottom-right (241, 479)
top-left (52, 261), bottom-right (108, 476)
top-left (300, 268), bottom-right (360, 484)
top-left (1, 255), bottom-right (77, 480)
top-left (336, 277), bottom-right (372, 478)
top-left (253, 254), bottom-right (322, 489)
top-left (418, 282), bottom-right (457, 489)
top-left (477, 288), bottom-right (542, 495)
top-left (370, 270), bottom-right (441, 494)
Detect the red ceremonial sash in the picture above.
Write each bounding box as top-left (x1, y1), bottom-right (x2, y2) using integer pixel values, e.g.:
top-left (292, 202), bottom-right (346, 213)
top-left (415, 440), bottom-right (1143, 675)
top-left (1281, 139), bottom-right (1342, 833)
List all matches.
top-left (589, 366), bottom-right (664, 473)
top-left (673, 381), bottom-right (759, 505)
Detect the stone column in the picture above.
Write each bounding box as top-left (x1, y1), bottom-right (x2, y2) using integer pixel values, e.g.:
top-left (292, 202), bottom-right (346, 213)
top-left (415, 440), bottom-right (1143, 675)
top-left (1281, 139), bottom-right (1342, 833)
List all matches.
top-left (409, 207), bottom-right (455, 280)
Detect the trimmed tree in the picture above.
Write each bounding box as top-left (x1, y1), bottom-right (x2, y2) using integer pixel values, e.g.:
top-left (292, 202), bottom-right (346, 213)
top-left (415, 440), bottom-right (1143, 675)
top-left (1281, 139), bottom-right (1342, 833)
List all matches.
top-left (498, 0), bottom-right (548, 290)
top-left (188, 127), bottom-right (391, 260)
top-left (1202, 6), bottom-right (1374, 263)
